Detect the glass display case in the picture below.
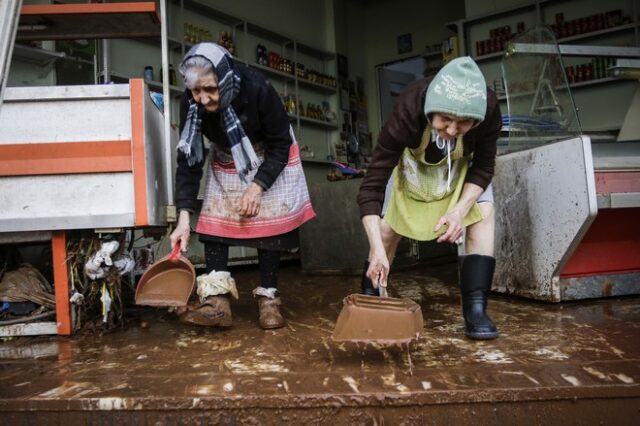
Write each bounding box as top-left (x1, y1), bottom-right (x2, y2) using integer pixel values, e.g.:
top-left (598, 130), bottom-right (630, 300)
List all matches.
top-left (501, 26), bottom-right (582, 152)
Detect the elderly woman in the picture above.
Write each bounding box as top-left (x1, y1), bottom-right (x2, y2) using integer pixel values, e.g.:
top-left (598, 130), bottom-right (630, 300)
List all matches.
top-left (357, 57), bottom-right (502, 340)
top-left (170, 43), bottom-right (315, 330)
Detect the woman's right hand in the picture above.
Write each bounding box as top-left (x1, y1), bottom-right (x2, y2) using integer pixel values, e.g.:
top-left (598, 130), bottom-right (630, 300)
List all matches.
top-left (169, 210), bottom-right (191, 252)
top-left (367, 249), bottom-right (390, 289)
top-left (362, 215), bottom-right (389, 289)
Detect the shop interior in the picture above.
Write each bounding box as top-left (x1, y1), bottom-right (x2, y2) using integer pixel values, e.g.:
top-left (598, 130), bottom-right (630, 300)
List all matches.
top-left (0, 0), bottom-right (639, 423)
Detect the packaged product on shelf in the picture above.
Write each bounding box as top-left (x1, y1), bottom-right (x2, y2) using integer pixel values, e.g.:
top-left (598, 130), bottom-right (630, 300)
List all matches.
top-left (256, 44), bottom-right (268, 65)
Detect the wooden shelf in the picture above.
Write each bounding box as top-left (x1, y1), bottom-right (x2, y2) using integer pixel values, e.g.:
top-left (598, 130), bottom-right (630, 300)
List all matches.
top-left (17, 2), bottom-right (160, 41)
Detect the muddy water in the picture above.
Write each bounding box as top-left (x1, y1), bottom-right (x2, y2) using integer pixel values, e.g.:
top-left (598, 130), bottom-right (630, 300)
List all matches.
top-left (1, 264), bottom-right (639, 423)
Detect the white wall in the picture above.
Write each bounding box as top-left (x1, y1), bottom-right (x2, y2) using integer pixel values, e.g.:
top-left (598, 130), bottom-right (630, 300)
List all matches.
top-left (337, 0), bottom-right (466, 141)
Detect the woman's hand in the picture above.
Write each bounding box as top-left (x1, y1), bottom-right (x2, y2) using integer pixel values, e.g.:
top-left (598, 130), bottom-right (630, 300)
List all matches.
top-left (367, 248), bottom-right (390, 289)
top-left (170, 210), bottom-right (191, 252)
top-left (362, 215), bottom-right (389, 289)
top-left (239, 182), bottom-right (264, 218)
top-left (434, 209), bottom-right (465, 243)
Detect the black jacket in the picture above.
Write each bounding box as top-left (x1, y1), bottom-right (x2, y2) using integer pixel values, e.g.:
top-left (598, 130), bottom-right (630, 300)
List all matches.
top-left (175, 64), bottom-right (292, 212)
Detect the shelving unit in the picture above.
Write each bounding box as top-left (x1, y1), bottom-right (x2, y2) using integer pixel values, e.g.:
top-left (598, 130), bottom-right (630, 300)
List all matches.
top-left (2, 1), bottom-right (173, 337)
top-left (446, 0), bottom-right (640, 133)
top-left (169, 0), bottom-right (339, 162)
top-left (472, 22), bottom-right (638, 62)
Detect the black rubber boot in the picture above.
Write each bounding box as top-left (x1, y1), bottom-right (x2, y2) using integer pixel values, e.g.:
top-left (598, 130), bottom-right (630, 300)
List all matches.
top-left (459, 254), bottom-right (499, 340)
top-left (361, 260), bottom-right (379, 296)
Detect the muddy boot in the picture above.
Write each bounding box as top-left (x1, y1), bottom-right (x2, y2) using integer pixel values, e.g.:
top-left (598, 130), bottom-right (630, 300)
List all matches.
top-left (253, 287), bottom-right (285, 329)
top-left (361, 260), bottom-right (380, 296)
top-left (178, 295), bottom-right (232, 328)
top-left (459, 254), bottom-right (499, 340)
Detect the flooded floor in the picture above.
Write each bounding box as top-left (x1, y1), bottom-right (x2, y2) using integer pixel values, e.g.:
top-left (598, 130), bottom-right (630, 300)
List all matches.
top-left (1, 263), bottom-right (639, 425)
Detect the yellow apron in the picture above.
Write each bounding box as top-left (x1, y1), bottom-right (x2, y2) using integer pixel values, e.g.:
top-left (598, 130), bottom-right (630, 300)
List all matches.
top-left (384, 126), bottom-right (484, 241)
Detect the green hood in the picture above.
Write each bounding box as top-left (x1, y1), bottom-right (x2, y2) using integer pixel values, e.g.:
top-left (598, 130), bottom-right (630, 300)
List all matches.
top-left (423, 56), bottom-right (487, 123)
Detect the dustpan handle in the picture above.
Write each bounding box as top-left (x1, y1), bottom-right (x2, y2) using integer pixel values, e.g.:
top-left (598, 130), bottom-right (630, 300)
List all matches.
top-left (169, 244), bottom-right (182, 261)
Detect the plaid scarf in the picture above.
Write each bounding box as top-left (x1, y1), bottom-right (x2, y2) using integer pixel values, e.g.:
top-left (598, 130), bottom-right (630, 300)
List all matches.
top-left (177, 43), bottom-right (259, 182)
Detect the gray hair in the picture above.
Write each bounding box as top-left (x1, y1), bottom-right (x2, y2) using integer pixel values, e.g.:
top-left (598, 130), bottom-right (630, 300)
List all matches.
top-left (180, 56), bottom-right (215, 90)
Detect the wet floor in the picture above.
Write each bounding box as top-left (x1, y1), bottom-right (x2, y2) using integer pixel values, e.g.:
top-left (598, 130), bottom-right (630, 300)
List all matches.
top-left (1, 263), bottom-right (639, 425)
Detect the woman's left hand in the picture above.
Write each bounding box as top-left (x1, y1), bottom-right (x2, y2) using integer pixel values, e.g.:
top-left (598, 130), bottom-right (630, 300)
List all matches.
top-left (434, 209), bottom-right (465, 243)
top-left (239, 182), bottom-right (264, 217)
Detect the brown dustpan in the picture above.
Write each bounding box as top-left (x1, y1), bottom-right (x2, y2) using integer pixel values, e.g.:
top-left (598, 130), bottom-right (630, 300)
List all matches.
top-left (332, 293), bottom-right (423, 345)
top-left (135, 245), bottom-right (195, 307)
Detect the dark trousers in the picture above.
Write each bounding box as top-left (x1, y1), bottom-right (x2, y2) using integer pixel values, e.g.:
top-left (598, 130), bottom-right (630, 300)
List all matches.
top-left (204, 241), bottom-right (281, 289)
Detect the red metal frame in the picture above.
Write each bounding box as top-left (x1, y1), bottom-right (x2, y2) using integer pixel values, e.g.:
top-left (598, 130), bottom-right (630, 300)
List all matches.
top-left (560, 169), bottom-right (640, 278)
top-left (51, 231), bottom-right (72, 335)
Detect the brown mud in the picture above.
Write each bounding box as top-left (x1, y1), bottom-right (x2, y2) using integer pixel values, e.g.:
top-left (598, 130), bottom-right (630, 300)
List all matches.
top-left (1, 264), bottom-right (639, 424)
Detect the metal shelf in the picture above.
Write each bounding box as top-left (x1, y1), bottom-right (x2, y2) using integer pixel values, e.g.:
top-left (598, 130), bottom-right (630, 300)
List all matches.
top-left (250, 62), bottom-right (295, 81)
top-left (298, 77), bottom-right (338, 94)
top-left (145, 79), bottom-right (184, 96)
top-left (249, 62), bottom-right (337, 94)
top-left (288, 114), bottom-right (338, 130)
top-left (473, 24), bottom-right (638, 62)
top-left (17, 2), bottom-right (160, 41)
top-left (12, 44), bottom-right (65, 65)
top-left (557, 23), bottom-right (637, 43)
top-left (497, 77), bottom-right (625, 100)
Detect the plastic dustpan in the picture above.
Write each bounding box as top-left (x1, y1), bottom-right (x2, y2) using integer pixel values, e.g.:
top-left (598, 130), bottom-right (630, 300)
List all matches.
top-left (135, 245), bottom-right (195, 307)
top-left (332, 293), bottom-right (423, 345)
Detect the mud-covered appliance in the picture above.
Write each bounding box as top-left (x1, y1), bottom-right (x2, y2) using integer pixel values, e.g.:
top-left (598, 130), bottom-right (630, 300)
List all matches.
top-left (492, 26), bottom-right (640, 301)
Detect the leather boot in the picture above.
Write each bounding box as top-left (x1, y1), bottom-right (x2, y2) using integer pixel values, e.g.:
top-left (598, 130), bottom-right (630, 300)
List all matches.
top-left (459, 254), bottom-right (499, 340)
top-left (178, 295), bottom-right (232, 327)
top-left (361, 260), bottom-right (380, 296)
top-left (257, 296), bottom-right (285, 329)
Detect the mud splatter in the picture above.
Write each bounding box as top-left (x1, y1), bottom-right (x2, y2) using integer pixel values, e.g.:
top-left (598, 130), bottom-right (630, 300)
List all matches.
top-left (561, 374), bottom-right (581, 386)
top-left (474, 349), bottom-right (513, 364)
top-left (342, 376), bottom-right (360, 393)
top-left (613, 373), bottom-right (634, 384)
top-left (534, 347), bottom-right (569, 360)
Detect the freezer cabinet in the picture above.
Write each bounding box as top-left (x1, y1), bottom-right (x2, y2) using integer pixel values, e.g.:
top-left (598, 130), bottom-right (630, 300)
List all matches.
top-left (0, 79), bottom-right (170, 234)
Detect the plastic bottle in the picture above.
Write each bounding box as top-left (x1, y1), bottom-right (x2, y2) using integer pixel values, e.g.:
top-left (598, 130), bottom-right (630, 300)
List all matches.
top-left (144, 66), bottom-right (154, 81)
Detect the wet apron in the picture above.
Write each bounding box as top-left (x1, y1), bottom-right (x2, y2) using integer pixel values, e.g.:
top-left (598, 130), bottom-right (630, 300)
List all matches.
top-left (384, 126), bottom-right (483, 241)
top-left (196, 128), bottom-right (316, 239)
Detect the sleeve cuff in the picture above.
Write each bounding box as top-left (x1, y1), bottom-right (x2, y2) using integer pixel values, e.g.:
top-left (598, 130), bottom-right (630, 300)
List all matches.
top-left (252, 177), bottom-right (269, 191)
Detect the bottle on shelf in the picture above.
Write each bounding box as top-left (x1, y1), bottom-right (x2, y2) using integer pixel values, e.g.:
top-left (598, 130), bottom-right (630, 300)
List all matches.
top-left (144, 65), bottom-right (154, 81)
